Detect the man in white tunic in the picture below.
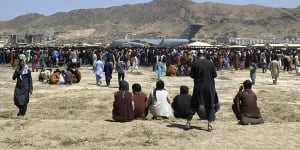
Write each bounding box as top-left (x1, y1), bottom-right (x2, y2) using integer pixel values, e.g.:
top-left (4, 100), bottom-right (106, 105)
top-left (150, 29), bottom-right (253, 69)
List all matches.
top-left (269, 55), bottom-right (280, 85)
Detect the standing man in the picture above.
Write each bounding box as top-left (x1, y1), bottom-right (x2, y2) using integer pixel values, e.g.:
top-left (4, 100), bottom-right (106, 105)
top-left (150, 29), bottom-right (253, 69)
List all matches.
top-left (39, 52), bottom-right (46, 70)
top-left (94, 57), bottom-right (104, 86)
top-left (78, 50), bottom-right (85, 65)
top-left (232, 51), bottom-right (239, 70)
top-left (52, 49), bottom-right (59, 67)
top-left (260, 51), bottom-right (267, 73)
top-left (294, 54), bottom-right (299, 71)
top-left (92, 51), bottom-right (97, 67)
top-left (187, 50), bottom-right (218, 132)
top-left (70, 49), bottom-right (77, 68)
top-left (249, 60), bottom-right (257, 85)
top-left (156, 58), bottom-right (163, 80)
top-left (31, 53), bottom-right (39, 72)
top-left (131, 53), bottom-right (139, 73)
top-left (296, 52), bottom-right (300, 76)
top-left (116, 58), bottom-right (126, 82)
top-left (106, 50), bottom-right (116, 72)
top-left (12, 59), bottom-right (33, 119)
top-left (0, 49), bottom-right (6, 64)
top-left (269, 55), bottom-right (280, 85)
top-left (104, 60), bottom-right (113, 87)
top-left (24, 49), bottom-right (29, 64)
top-left (10, 50), bottom-right (16, 68)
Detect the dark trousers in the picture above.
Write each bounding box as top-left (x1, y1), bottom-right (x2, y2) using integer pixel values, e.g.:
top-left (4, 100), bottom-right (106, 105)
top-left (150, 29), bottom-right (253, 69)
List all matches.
top-left (106, 78), bottom-right (111, 86)
top-left (118, 73), bottom-right (124, 82)
top-left (187, 105), bottom-right (214, 121)
top-left (16, 104), bottom-right (28, 116)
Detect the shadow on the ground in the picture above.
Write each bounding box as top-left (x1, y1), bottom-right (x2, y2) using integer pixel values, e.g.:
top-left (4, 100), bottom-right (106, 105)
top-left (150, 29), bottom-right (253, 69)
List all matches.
top-left (167, 123), bottom-right (205, 131)
top-left (105, 119), bottom-right (130, 123)
top-left (86, 83), bottom-right (118, 88)
top-left (260, 82), bottom-right (274, 85)
top-left (108, 86), bottom-right (119, 89)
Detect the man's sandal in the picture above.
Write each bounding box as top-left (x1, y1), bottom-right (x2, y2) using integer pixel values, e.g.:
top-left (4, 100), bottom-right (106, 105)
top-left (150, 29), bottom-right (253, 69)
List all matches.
top-left (207, 124), bottom-right (213, 132)
top-left (184, 122), bottom-right (191, 130)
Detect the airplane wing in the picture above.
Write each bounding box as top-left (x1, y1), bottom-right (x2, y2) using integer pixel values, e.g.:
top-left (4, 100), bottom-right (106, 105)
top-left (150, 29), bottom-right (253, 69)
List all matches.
top-left (126, 41), bottom-right (146, 47)
top-left (110, 39), bottom-right (146, 47)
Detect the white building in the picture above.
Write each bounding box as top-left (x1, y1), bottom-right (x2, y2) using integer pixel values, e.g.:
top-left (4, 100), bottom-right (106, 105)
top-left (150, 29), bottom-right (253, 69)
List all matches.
top-left (229, 37), bottom-right (280, 46)
top-left (0, 41), bottom-right (5, 48)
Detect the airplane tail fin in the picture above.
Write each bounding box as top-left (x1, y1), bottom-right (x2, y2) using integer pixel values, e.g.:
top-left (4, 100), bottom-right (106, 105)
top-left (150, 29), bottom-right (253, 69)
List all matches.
top-left (159, 37), bottom-right (165, 45)
top-left (178, 23), bottom-right (203, 40)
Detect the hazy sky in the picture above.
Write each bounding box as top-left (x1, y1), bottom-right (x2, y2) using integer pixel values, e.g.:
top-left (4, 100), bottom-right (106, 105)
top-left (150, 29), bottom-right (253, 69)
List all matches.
top-left (0, 0), bottom-right (299, 21)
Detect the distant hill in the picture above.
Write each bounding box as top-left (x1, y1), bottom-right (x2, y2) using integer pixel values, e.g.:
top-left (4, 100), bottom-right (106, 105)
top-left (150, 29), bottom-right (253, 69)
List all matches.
top-left (0, 0), bottom-right (299, 44)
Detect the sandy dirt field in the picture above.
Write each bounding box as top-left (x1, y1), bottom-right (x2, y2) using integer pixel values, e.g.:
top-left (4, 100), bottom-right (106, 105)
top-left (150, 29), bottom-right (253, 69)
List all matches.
top-left (0, 64), bottom-right (300, 150)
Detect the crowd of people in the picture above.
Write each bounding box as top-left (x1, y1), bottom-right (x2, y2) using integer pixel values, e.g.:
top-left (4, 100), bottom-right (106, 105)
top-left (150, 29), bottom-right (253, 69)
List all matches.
top-left (2, 46), bottom-right (300, 76)
top-left (7, 46), bottom-right (300, 132)
top-left (2, 46), bottom-right (298, 87)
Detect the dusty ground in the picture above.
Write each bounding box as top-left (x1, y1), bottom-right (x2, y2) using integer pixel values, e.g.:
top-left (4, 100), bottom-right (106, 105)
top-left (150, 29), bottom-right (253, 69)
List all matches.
top-left (0, 64), bottom-right (300, 150)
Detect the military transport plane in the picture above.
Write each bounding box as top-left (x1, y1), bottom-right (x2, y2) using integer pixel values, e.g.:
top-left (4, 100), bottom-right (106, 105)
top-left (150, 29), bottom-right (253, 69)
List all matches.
top-left (110, 23), bottom-right (204, 48)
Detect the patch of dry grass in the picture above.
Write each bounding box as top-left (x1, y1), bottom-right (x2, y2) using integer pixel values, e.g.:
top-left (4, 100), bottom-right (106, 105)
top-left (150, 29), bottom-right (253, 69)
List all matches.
top-left (0, 111), bottom-right (14, 119)
top-left (262, 103), bottom-right (300, 123)
top-left (1, 65), bottom-right (300, 150)
top-left (2, 138), bottom-right (22, 147)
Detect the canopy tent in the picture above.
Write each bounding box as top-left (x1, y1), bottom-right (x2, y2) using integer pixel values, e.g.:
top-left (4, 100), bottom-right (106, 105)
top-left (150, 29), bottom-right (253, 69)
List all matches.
top-left (228, 45), bottom-right (247, 48)
top-left (188, 41), bottom-right (212, 47)
top-left (287, 44), bottom-right (300, 48)
top-left (251, 43), bottom-right (287, 47)
top-left (270, 44), bottom-right (287, 47)
top-left (251, 44), bottom-right (266, 47)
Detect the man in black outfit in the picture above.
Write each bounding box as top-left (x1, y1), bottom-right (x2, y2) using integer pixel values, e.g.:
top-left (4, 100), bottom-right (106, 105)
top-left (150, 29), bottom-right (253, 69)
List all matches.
top-left (12, 59), bottom-right (33, 119)
top-left (187, 50), bottom-right (219, 132)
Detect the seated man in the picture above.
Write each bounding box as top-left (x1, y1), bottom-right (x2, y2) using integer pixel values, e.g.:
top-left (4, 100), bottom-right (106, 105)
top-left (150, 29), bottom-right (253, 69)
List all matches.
top-left (65, 68), bottom-right (72, 85)
top-left (232, 80), bottom-right (264, 125)
top-left (172, 85), bottom-right (192, 119)
top-left (112, 80), bottom-right (134, 122)
top-left (132, 83), bottom-right (148, 119)
top-left (39, 68), bottom-right (52, 83)
top-left (70, 67), bottom-right (81, 83)
top-left (49, 69), bottom-right (61, 84)
top-left (58, 70), bottom-right (66, 84)
top-left (166, 64), bottom-right (177, 76)
top-left (182, 64), bottom-right (191, 76)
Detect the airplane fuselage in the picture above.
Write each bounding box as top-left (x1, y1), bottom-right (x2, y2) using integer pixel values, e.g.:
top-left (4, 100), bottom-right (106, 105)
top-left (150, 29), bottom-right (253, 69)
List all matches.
top-left (110, 23), bottom-right (203, 48)
top-left (110, 38), bottom-right (189, 48)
